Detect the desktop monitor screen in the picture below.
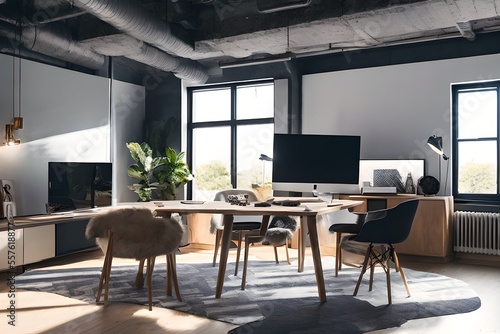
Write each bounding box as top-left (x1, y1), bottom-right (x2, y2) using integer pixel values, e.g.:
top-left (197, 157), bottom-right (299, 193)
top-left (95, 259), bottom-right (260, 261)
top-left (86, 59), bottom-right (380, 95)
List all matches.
top-left (48, 162), bottom-right (112, 212)
top-left (272, 134), bottom-right (361, 194)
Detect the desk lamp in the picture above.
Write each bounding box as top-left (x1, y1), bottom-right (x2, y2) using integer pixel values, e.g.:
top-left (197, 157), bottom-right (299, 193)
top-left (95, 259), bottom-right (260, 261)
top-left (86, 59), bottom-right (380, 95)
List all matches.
top-left (259, 154), bottom-right (273, 187)
top-left (427, 135), bottom-right (449, 194)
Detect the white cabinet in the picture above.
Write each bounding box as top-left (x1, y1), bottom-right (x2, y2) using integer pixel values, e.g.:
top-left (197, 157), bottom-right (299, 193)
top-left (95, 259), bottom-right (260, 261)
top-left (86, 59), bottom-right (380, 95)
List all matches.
top-left (24, 225), bottom-right (55, 264)
top-left (0, 229), bottom-right (24, 271)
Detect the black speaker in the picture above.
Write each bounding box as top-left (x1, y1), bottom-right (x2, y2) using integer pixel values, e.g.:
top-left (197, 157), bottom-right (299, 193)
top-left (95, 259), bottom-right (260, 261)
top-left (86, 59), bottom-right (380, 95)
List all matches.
top-left (418, 176), bottom-right (440, 196)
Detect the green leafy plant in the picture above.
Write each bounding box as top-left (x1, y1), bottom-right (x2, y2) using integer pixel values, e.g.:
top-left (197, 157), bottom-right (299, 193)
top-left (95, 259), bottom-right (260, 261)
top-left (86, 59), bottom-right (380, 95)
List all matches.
top-left (156, 147), bottom-right (193, 200)
top-left (126, 142), bottom-right (192, 201)
top-left (126, 142), bottom-right (163, 202)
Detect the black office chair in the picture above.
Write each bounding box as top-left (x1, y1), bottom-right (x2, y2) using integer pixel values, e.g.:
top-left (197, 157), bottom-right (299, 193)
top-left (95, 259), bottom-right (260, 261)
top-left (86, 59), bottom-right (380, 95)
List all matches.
top-left (328, 210), bottom-right (367, 276)
top-left (210, 189), bottom-right (263, 276)
top-left (350, 199), bottom-right (420, 304)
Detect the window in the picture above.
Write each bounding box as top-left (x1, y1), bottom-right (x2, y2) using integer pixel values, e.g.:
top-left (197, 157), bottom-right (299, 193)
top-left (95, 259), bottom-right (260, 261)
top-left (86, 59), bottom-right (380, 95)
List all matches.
top-left (187, 81), bottom-right (275, 201)
top-left (452, 82), bottom-right (500, 202)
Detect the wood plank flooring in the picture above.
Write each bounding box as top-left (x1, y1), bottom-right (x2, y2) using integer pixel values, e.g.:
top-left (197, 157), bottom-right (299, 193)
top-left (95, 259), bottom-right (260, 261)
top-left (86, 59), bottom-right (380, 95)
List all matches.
top-left (1, 245), bottom-right (499, 334)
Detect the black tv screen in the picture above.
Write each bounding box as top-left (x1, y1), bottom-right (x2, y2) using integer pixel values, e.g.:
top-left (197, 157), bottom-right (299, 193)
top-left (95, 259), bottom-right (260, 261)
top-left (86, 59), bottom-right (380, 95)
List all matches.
top-left (272, 134), bottom-right (361, 193)
top-left (48, 162), bottom-right (112, 212)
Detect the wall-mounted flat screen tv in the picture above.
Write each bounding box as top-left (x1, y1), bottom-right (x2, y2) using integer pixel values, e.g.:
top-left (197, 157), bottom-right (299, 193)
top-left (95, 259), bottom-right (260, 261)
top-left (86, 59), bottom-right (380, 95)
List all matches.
top-left (272, 134), bottom-right (361, 194)
top-left (48, 162), bottom-right (112, 212)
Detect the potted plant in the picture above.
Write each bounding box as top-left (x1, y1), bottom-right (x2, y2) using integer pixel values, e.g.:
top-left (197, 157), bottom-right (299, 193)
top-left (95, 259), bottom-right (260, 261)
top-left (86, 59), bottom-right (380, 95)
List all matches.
top-left (156, 147), bottom-right (193, 200)
top-left (126, 142), bottom-right (193, 201)
top-left (126, 142), bottom-right (163, 202)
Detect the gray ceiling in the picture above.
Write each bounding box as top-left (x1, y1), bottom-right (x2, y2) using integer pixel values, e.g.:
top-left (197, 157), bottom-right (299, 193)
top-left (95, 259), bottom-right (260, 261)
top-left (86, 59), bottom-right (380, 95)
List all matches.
top-left (1, 0), bottom-right (499, 83)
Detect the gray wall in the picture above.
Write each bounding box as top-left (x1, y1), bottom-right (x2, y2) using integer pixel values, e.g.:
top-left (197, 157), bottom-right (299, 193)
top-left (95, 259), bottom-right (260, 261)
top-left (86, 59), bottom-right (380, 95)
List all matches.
top-left (0, 54), bottom-right (145, 215)
top-left (302, 53), bottom-right (500, 196)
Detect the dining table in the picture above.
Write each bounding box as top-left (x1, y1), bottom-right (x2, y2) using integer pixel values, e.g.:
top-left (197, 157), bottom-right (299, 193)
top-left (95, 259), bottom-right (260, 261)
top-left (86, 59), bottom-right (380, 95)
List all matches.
top-left (150, 197), bottom-right (363, 302)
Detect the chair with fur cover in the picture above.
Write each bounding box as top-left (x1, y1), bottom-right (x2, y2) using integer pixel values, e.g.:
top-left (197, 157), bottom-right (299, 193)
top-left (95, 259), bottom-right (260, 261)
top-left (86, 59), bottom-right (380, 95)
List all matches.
top-left (85, 207), bottom-right (184, 311)
top-left (241, 215), bottom-right (298, 290)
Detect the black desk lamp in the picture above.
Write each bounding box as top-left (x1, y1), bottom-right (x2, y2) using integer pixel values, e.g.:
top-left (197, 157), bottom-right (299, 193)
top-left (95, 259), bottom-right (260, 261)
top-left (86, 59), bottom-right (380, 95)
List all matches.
top-left (427, 135), bottom-right (449, 194)
top-left (259, 154), bottom-right (273, 187)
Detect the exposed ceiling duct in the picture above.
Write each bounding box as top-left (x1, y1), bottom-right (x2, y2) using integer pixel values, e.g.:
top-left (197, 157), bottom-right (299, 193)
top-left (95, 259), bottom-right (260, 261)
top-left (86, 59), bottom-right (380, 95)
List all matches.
top-left (0, 20), bottom-right (105, 70)
top-left (1, 0), bottom-right (500, 81)
top-left (81, 33), bottom-right (208, 82)
top-left (456, 21), bottom-right (476, 41)
top-left (65, 0), bottom-right (208, 83)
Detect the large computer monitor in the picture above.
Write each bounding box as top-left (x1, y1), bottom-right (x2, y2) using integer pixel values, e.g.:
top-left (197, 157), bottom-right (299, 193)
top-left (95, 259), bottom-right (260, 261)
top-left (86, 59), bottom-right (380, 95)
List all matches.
top-left (48, 162), bottom-right (112, 212)
top-left (272, 133), bottom-right (361, 194)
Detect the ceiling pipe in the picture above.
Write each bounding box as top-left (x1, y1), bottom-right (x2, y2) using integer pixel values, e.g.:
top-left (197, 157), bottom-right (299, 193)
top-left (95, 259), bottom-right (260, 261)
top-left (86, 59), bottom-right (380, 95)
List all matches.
top-left (0, 20), bottom-right (105, 70)
top-left (64, 0), bottom-right (208, 83)
top-left (84, 34), bottom-right (208, 82)
top-left (256, 0), bottom-right (311, 13)
top-left (456, 21), bottom-right (476, 41)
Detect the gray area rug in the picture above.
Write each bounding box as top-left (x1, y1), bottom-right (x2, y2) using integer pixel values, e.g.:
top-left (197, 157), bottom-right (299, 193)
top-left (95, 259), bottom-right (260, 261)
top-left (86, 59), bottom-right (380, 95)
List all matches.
top-left (15, 256), bottom-right (480, 333)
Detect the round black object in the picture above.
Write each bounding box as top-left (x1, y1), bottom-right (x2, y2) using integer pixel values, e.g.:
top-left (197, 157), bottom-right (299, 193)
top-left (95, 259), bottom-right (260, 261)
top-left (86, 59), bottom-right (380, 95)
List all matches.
top-left (418, 176), bottom-right (440, 196)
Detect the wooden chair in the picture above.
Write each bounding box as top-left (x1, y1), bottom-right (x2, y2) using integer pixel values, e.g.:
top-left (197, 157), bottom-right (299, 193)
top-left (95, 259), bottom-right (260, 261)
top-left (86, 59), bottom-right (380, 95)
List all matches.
top-left (85, 207), bottom-right (184, 311)
top-left (349, 199), bottom-right (420, 304)
top-left (241, 215), bottom-right (298, 290)
top-left (210, 189), bottom-right (263, 276)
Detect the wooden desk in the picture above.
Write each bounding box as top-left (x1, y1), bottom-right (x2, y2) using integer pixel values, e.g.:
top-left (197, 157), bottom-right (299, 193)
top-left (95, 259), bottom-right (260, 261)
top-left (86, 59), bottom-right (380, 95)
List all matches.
top-left (154, 199), bottom-right (362, 302)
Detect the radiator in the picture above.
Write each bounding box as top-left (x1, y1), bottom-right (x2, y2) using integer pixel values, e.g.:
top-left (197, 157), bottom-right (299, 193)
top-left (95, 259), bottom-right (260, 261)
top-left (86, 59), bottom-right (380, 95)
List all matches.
top-left (454, 211), bottom-right (500, 255)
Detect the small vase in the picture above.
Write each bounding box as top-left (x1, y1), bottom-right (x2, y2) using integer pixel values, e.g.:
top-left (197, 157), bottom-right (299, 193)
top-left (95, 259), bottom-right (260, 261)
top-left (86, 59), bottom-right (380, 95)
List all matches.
top-left (405, 172), bottom-right (415, 194)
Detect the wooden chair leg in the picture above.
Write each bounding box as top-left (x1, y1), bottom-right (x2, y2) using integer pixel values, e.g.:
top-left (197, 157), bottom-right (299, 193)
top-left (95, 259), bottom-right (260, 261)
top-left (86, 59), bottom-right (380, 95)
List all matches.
top-left (146, 256), bottom-right (155, 311)
top-left (99, 231), bottom-right (114, 305)
top-left (368, 253), bottom-right (375, 292)
top-left (135, 259), bottom-right (145, 288)
top-left (335, 232), bottom-right (342, 277)
top-left (234, 231), bottom-right (243, 276)
top-left (385, 257), bottom-right (392, 305)
top-left (167, 253), bottom-right (182, 302)
top-left (354, 244), bottom-right (372, 296)
top-left (166, 254), bottom-right (172, 297)
top-left (241, 235), bottom-right (251, 290)
top-left (285, 241), bottom-right (291, 265)
top-left (392, 248), bottom-right (410, 297)
top-left (212, 229), bottom-right (222, 267)
top-left (273, 246), bottom-right (279, 264)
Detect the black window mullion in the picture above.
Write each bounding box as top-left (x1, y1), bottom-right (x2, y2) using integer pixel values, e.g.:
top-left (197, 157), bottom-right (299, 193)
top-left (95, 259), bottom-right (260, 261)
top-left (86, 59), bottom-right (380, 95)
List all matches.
top-left (231, 86), bottom-right (237, 188)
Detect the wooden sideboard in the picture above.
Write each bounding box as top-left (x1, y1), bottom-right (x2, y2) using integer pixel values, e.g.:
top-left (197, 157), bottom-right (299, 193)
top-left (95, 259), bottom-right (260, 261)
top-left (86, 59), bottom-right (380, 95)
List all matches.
top-left (334, 194), bottom-right (454, 260)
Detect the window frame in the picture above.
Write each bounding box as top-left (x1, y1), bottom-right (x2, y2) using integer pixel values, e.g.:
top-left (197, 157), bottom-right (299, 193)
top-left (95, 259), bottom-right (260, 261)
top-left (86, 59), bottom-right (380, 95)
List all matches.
top-left (451, 81), bottom-right (500, 203)
top-left (186, 80), bottom-right (275, 199)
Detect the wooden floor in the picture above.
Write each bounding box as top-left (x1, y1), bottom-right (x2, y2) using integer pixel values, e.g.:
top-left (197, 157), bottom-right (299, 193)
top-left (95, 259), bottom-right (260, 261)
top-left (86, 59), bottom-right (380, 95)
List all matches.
top-left (1, 245), bottom-right (500, 334)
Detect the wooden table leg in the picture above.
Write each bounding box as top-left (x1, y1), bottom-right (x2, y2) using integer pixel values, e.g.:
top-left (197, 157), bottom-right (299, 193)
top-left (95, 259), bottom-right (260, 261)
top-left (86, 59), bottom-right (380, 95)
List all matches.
top-left (298, 216), bottom-right (307, 272)
top-left (307, 215), bottom-right (327, 302)
top-left (215, 214), bottom-right (234, 298)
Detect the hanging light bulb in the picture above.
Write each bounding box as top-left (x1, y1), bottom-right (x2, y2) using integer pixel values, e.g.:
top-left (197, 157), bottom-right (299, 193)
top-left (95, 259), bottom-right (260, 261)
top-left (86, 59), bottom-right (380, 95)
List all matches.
top-left (13, 56), bottom-right (23, 130)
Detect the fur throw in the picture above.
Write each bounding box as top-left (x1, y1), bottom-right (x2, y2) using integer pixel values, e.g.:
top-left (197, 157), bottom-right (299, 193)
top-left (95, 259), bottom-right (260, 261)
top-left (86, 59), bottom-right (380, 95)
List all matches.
top-left (265, 215), bottom-right (298, 246)
top-left (85, 207), bottom-right (183, 260)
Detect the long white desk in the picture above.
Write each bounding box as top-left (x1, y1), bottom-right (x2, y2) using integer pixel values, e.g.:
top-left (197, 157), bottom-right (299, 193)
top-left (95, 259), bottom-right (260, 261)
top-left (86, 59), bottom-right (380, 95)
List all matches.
top-left (152, 199), bottom-right (363, 302)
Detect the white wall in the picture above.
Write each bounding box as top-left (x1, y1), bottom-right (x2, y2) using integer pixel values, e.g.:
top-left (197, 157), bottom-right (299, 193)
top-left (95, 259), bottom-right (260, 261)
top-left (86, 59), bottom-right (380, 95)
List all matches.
top-left (111, 80), bottom-right (146, 203)
top-left (0, 54), bottom-right (145, 215)
top-left (302, 53), bottom-right (500, 195)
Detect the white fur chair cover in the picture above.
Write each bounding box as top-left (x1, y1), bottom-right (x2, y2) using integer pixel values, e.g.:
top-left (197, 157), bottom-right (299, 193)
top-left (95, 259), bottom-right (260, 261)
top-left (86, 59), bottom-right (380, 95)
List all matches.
top-left (265, 215), bottom-right (298, 246)
top-left (85, 207), bottom-right (183, 260)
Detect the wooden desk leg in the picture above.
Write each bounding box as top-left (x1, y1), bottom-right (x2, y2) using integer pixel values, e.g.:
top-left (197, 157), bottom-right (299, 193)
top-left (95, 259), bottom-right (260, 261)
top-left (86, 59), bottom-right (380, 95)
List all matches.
top-left (298, 216), bottom-right (307, 272)
top-left (307, 215), bottom-right (327, 302)
top-left (215, 214), bottom-right (234, 298)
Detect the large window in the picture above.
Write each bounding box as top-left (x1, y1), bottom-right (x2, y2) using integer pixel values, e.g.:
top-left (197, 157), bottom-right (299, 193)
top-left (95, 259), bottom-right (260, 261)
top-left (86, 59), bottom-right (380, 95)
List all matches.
top-left (187, 81), bottom-right (275, 201)
top-left (452, 82), bottom-right (500, 202)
